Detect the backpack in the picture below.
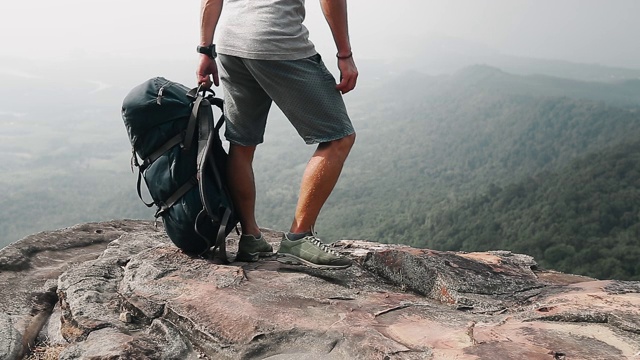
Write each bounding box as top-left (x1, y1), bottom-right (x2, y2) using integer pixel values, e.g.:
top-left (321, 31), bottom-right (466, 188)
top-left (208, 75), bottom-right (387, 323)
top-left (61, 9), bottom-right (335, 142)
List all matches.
top-left (121, 77), bottom-right (237, 259)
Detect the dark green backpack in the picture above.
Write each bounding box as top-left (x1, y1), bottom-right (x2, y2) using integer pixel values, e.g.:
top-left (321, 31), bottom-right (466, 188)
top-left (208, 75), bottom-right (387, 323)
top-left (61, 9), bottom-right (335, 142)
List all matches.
top-left (121, 77), bottom-right (237, 259)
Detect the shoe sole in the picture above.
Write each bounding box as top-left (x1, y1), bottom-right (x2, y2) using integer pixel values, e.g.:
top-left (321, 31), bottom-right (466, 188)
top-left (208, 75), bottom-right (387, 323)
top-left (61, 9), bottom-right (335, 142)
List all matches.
top-left (276, 253), bottom-right (351, 270)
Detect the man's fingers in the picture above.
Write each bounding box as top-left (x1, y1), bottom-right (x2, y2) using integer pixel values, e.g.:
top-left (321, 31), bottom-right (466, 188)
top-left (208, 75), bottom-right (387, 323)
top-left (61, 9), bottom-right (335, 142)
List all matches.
top-left (336, 79), bottom-right (348, 93)
top-left (196, 56), bottom-right (219, 89)
top-left (197, 74), bottom-right (213, 90)
top-left (336, 57), bottom-right (358, 94)
top-left (212, 71), bottom-right (220, 87)
top-left (336, 73), bottom-right (357, 94)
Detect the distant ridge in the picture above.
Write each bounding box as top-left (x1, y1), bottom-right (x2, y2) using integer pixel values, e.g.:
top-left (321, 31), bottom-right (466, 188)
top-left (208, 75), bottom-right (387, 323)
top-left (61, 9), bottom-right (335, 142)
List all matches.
top-left (391, 38), bottom-right (640, 82)
top-left (490, 54), bottom-right (640, 82)
top-left (449, 65), bottom-right (640, 106)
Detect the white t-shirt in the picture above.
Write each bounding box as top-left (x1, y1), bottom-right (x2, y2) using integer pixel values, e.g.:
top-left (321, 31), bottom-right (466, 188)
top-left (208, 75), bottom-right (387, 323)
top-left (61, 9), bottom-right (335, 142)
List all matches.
top-left (216, 0), bottom-right (317, 60)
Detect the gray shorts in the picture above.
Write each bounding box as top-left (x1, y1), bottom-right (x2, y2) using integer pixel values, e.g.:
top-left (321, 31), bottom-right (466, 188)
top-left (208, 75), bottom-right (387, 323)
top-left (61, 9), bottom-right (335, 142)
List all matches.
top-left (218, 53), bottom-right (355, 146)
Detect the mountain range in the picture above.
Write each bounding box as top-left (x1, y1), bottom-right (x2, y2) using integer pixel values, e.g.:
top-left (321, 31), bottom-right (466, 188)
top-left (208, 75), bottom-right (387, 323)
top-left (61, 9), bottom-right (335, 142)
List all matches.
top-left (1, 55), bottom-right (639, 280)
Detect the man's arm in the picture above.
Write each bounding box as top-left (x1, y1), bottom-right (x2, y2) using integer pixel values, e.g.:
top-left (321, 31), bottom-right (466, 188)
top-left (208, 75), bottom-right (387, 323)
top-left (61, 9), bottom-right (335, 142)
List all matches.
top-left (197, 0), bottom-right (223, 88)
top-left (319, 0), bottom-right (358, 94)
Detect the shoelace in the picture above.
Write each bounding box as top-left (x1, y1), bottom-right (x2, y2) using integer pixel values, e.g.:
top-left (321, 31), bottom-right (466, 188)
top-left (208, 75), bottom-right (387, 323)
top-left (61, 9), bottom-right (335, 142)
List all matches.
top-left (305, 236), bottom-right (340, 256)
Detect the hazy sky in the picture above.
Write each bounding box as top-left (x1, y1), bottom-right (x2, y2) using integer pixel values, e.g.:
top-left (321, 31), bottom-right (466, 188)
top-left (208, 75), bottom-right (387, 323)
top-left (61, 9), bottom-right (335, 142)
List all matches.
top-left (1, 0), bottom-right (639, 68)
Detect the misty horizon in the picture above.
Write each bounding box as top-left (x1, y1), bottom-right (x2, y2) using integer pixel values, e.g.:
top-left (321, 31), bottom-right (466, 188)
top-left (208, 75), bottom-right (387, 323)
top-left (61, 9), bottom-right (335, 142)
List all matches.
top-left (1, 0), bottom-right (640, 71)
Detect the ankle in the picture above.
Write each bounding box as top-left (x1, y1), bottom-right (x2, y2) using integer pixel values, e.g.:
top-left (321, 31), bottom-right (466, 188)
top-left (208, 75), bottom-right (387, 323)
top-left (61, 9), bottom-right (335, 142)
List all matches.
top-left (240, 225), bottom-right (261, 238)
top-left (285, 231), bottom-right (312, 241)
top-left (240, 232), bottom-right (262, 240)
top-left (289, 223), bottom-right (313, 235)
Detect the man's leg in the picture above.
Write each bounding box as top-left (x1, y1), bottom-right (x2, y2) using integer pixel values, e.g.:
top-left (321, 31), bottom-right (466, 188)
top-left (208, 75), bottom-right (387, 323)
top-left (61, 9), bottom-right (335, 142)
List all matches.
top-left (227, 144), bottom-right (261, 237)
top-left (227, 143), bottom-right (274, 261)
top-left (278, 133), bottom-right (355, 269)
top-left (290, 133), bottom-right (356, 234)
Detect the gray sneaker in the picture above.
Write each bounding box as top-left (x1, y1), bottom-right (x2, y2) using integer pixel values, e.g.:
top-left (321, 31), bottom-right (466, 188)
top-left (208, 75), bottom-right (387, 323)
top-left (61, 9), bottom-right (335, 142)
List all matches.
top-left (236, 234), bottom-right (274, 262)
top-left (277, 233), bottom-right (352, 269)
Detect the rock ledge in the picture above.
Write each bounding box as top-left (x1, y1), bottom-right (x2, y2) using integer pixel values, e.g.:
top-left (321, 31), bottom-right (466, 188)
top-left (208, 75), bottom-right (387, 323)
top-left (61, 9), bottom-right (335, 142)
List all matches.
top-left (1, 220), bottom-right (639, 359)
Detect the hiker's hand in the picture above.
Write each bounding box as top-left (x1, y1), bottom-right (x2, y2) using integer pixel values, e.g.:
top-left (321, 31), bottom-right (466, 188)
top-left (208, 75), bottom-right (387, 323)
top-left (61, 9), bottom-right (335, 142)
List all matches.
top-left (197, 55), bottom-right (219, 89)
top-left (336, 56), bottom-right (358, 94)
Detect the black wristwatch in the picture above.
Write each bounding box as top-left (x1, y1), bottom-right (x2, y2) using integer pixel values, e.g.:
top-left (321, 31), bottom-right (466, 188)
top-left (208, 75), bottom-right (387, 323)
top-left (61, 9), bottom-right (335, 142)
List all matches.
top-left (197, 44), bottom-right (217, 59)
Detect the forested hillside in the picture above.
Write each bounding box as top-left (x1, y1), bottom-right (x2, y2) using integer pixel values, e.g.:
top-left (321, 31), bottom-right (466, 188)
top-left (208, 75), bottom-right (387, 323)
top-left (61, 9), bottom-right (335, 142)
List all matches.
top-left (423, 139), bottom-right (640, 280)
top-left (254, 67), bottom-right (640, 280)
top-left (0, 68), bottom-right (151, 246)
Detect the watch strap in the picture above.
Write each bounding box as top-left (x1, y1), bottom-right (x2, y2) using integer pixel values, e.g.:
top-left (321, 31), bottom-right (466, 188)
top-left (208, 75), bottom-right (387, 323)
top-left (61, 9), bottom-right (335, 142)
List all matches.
top-left (197, 44), bottom-right (217, 59)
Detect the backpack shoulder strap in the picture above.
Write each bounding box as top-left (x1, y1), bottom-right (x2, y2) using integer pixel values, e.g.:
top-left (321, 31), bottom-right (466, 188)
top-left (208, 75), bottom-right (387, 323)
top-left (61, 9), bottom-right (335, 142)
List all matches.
top-left (193, 91), bottom-right (231, 261)
top-left (182, 95), bottom-right (202, 152)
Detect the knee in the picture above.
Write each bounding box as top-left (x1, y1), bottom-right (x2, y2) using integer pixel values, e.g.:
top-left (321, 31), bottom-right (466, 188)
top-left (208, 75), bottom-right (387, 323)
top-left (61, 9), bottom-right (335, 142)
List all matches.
top-left (342, 132), bottom-right (356, 149)
top-left (324, 132), bottom-right (356, 158)
top-left (337, 132), bottom-right (356, 149)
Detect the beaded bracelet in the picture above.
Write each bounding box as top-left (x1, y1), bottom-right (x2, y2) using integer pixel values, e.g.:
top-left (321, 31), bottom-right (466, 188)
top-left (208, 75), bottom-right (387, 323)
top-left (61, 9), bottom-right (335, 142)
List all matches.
top-left (336, 51), bottom-right (353, 59)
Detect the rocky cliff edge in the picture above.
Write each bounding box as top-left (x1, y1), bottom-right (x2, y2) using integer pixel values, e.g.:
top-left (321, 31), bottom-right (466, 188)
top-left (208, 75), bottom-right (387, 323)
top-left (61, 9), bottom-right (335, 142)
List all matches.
top-left (1, 220), bottom-right (639, 359)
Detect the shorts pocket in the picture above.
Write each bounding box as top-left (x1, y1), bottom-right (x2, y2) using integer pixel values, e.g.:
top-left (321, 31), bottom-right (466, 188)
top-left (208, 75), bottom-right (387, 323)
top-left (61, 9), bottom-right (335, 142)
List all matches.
top-left (307, 53), bottom-right (335, 81)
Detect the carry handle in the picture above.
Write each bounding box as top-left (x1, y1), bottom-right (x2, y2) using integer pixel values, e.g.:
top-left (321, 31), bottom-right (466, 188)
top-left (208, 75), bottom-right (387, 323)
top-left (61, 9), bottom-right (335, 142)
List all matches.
top-left (187, 85), bottom-right (215, 99)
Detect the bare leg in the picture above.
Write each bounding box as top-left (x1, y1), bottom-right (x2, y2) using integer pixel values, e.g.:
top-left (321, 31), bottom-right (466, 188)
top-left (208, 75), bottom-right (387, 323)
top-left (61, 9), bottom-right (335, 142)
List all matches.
top-left (290, 133), bottom-right (356, 234)
top-left (227, 144), bottom-right (261, 237)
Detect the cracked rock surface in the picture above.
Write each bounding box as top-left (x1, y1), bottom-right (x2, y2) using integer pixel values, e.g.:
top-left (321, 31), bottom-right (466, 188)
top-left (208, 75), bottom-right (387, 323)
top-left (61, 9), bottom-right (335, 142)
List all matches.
top-left (1, 220), bottom-right (639, 359)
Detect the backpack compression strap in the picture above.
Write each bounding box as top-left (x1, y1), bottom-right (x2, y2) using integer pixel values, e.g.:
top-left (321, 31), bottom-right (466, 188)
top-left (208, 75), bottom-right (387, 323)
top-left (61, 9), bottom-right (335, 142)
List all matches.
top-left (132, 133), bottom-right (185, 208)
top-left (154, 176), bottom-right (198, 218)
